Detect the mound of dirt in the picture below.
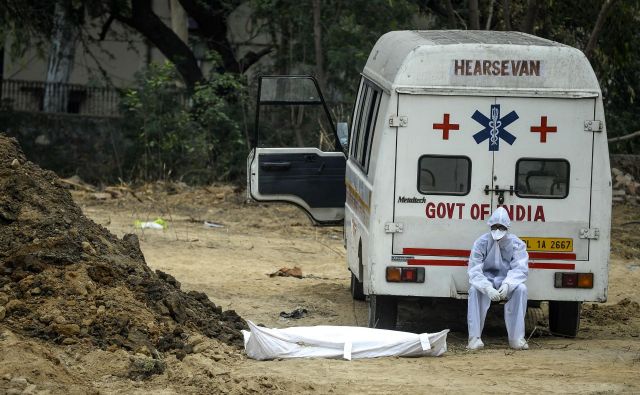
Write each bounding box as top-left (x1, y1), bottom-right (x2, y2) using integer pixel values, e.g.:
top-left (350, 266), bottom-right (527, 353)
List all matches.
top-left (582, 298), bottom-right (640, 325)
top-left (0, 135), bottom-right (245, 375)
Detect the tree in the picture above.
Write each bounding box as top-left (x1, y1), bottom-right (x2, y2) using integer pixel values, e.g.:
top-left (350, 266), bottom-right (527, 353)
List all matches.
top-left (44, 1), bottom-right (80, 112)
top-left (1, 0), bottom-right (273, 89)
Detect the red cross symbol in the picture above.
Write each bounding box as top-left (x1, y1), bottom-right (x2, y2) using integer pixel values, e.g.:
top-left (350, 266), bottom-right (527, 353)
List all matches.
top-left (531, 116), bottom-right (557, 143)
top-left (433, 113), bottom-right (459, 140)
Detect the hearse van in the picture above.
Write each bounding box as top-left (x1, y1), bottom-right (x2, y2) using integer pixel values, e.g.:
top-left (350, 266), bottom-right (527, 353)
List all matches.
top-left (248, 30), bottom-right (612, 336)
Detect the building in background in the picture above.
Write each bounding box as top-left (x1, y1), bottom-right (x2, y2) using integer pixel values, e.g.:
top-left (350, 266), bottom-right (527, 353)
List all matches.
top-left (0, 1), bottom-right (268, 117)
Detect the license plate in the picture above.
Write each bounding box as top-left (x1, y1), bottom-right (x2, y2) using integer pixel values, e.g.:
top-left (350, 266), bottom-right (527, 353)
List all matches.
top-left (521, 237), bottom-right (573, 252)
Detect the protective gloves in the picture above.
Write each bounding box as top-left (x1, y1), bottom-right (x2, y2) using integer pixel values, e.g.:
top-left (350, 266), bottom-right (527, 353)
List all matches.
top-left (498, 283), bottom-right (509, 300)
top-left (484, 286), bottom-right (501, 302)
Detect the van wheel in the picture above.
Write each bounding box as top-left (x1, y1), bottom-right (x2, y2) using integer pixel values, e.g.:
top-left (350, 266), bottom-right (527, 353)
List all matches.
top-left (368, 295), bottom-right (397, 330)
top-left (525, 306), bottom-right (545, 336)
top-left (549, 301), bottom-right (582, 337)
top-left (350, 272), bottom-right (365, 301)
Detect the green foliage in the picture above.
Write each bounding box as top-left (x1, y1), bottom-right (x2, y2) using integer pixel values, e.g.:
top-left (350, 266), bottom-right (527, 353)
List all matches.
top-left (251, 0), bottom-right (418, 103)
top-left (121, 58), bottom-right (246, 182)
top-left (533, 0), bottom-right (640, 153)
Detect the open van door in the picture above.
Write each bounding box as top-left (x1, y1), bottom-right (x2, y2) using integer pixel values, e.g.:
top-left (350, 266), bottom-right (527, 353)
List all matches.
top-left (248, 76), bottom-right (346, 225)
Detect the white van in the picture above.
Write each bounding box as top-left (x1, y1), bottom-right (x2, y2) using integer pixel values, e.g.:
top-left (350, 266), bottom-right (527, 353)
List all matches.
top-left (248, 30), bottom-right (612, 337)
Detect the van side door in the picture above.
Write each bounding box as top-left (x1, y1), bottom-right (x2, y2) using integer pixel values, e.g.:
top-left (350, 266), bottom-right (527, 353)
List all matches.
top-left (248, 76), bottom-right (346, 225)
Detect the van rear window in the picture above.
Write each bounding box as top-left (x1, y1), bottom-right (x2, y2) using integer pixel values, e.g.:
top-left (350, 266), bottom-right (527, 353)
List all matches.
top-left (515, 159), bottom-right (570, 199)
top-left (417, 155), bottom-right (471, 195)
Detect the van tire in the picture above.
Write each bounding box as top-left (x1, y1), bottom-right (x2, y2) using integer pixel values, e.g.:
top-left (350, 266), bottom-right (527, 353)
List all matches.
top-left (549, 301), bottom-right (582, 337)
top-left (368, 295), bottom-right (397, 330)
top-left (350, 272), bottom-right (365, 301)
top-left (525, 306), bottom-right (545, 336)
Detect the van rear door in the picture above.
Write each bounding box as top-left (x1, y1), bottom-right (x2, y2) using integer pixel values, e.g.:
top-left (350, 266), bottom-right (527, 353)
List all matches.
top-left (393, 94), bottom-right (493, 260)
top-left (491, 97), bottom-right (596, 263)
top-left (393, 94), bottom-right (595, 267)
top-left (248, 76), bottom-right (346, 225)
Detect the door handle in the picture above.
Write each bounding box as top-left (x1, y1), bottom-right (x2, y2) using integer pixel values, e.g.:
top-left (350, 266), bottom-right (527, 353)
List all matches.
top-left (484, 185), bottom-right (518, 204)
top-left (484, 185), bottom-right (518, 195)
top-left (261, 161), bottom-right (291, 171)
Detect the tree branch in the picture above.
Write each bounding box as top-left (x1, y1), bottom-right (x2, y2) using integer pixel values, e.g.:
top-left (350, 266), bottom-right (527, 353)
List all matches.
top-left (584, 0), bottom-right (619, 61)
top-left (98, 14), bottom-right (115, 41)
top-left (485, 0), bottom-right (495, 30)
top-left (608, 130), bottom-right (640, 143)
top-left (238, 46), bottom-right (272, 72)
top-left (177, 0), bottom-right (240, 73)
top-left (114, 0), bottom-right (204, 89)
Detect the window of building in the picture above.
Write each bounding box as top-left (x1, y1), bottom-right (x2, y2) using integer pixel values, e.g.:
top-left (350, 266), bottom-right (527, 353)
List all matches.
top-left (515, 158), bottom-right (570, 198)
top-left (417, 155), bottom-right (471, 195)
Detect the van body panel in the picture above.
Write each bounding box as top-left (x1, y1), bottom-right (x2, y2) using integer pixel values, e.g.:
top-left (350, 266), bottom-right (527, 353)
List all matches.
top-left (365, 89), bottom-right (605, 301)
top-left (363, 31), bottom-right (600, 95)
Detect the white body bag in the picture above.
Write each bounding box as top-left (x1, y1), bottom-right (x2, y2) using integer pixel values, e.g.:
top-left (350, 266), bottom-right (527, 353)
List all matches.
top-left (242, 321), bottom-right (448, 360)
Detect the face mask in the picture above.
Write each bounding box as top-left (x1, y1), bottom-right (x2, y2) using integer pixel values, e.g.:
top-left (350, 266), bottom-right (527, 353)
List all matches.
top-left (491, 229), bottom-right (507, 240)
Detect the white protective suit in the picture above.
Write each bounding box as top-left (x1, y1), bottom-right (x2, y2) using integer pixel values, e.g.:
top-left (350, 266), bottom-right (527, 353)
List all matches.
top-left (467, 207), bottom-right (529, 349)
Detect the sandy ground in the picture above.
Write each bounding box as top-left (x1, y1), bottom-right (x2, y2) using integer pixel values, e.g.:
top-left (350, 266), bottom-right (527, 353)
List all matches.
top-left (2, 183), bottom-right (639, 393)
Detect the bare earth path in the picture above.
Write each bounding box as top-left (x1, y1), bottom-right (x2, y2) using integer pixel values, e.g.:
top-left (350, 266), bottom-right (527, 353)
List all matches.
top-left (71, 185), bottom-right (640, 394)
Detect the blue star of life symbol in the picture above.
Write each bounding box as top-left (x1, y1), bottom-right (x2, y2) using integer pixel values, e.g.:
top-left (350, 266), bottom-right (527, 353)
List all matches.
top-left (472, 104), bottom-right (519, 151)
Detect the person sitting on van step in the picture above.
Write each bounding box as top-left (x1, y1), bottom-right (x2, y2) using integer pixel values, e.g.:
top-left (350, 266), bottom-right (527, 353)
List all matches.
top-left (466, 207), bottom-right (529, 351)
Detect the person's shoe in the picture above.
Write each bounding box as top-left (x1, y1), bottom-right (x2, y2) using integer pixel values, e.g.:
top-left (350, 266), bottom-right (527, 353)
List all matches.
top-left (467, 337), bottom-right (484, 350)
top-left (509, 338), bottom-right (529, 350)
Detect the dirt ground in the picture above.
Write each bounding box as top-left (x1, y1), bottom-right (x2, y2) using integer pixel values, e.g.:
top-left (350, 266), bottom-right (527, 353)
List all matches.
top-left (2, 180), bottom-right (640, 394)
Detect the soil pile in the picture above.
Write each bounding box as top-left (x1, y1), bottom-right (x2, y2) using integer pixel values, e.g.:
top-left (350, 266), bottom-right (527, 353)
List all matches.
top-left (582, 298), bottom-right (640, 325)
top-left (0, 135), bottom-right (245, 374)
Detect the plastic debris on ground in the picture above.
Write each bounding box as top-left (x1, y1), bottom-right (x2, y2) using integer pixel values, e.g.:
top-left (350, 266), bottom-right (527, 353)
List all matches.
top-left (203, 220), bottom-right (224, 228)
top-left (134, 218), bottom-right (168, 230)
top-left (242, 321), bottom-right (449, 360)
top-left (279, 307), bottom-right (308, 319)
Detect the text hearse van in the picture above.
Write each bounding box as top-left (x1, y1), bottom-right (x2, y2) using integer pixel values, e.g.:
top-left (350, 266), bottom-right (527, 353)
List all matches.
top-left (248, 30), bottom-right (612, 337)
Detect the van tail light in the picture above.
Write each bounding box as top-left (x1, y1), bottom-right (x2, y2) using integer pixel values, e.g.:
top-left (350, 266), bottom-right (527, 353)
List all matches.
top-left (386, 267), bottom-right (425, 283)
top-left (554, 272), bottom-right (593, 289)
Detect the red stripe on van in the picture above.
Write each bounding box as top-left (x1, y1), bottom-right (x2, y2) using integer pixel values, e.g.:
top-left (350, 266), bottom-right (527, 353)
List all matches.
top-left (403, 248), bottom-right (470, 257)
top-left (406, 259), bottom-right (575, 270)
top-left (528, 262), bottom-right (576, 270)
top-left (407, 259), bottom-right (468, 266)
top-left (403, 248), bottom-right (576, 260)
top-left (528, 252), bottom-right (576, 260)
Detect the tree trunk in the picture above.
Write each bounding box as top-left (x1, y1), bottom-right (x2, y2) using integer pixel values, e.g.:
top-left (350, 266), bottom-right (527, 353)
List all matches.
top-left (115, 0), bottom-right (204, 90)
top-left (445, 0), bottom-right (457, 28)
top-left (170, 0), bottom-right (189, 44)
top-left (312, 0), bottom-right (325, 91)
top-left (485, 0), bottom-right (495, 29)
top-left (584, 0), bottom-right (619, 61)
top-left (469, 0), bottom-right (480, 29)
top-left (44, 1), bottom-right (77, 113)
top-left (177, 0), bottom-right (238, 72)
top-left (503, 0), bottom-right (511, 30)
top-left (177, 0), bottom-right (271, 73)
top-left (520, 0), bottom-right (538, 34)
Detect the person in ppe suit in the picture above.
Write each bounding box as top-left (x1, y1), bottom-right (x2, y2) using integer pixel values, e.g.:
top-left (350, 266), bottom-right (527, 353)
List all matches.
top-left (467, 207), bottom-right (529, 350)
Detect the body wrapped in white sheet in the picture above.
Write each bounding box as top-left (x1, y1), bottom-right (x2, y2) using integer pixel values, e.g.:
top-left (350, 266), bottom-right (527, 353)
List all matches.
top-left (242, 321), bottom-right (448, 360)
